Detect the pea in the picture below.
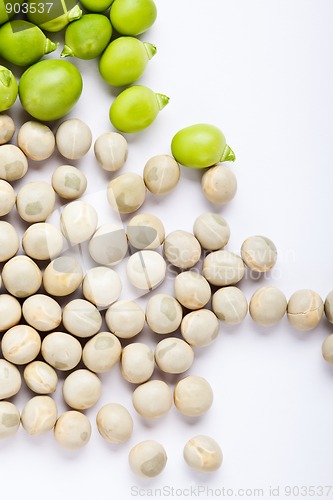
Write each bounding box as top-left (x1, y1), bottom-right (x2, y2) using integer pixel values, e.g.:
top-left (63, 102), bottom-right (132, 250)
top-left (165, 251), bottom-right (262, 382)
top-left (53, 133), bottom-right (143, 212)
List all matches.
top-left (19, 60), bottom-right (83, 121)
top-left (171, 124), bottom-right (235, 169)
top-left (109, 85), bottom-right (169, 133)
top-left (61, 14), bottom-right (112, 60)
top-left (110, 0), bottom-right (157, 36)
top-left (0, 0), bottom-right (24, 25)
top-left (0, 65), bottom-right (17, 112)
top-left (79, 0), bottom-right (114, 12)
top-left (99, 36), bottom-right (156, 87)
top-left (27, 0), bottom-right (82, 32)
top-left (0, 21), bottom-right (58, 67)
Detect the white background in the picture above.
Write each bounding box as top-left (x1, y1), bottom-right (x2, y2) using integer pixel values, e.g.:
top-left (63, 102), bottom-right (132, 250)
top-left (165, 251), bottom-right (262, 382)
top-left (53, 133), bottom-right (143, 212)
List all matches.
top-left (1, 1), bottom-right (333, 499)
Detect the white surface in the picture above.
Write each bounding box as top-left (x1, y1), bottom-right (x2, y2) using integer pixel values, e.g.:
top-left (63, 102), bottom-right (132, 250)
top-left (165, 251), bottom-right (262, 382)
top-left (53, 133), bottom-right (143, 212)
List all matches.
top-left (1, 0), bottom-right (333, 498)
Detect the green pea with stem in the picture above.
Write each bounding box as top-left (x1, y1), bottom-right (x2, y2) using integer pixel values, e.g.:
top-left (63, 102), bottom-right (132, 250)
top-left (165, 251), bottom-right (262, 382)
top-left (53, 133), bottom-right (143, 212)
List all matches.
top-left (110, 0), bottom-right (157, 36)
top-left (109, 85), bottom-right (169, 133)
top-left (99, 37), bottom-right (156, 87)
top-left (27, 0), bottom-right (82, 32)
top-left (171, 124), bottom-right (235, 169)
top-left (61, 14), bottom-right (112, 60)
top-left (0, 20), bottom-right (58, 67)
top-left (0, 65), bottom-right (17, 112)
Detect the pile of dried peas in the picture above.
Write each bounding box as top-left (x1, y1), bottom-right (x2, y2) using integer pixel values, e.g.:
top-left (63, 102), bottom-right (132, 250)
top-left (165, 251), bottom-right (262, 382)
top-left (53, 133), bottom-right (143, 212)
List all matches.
top-left (0, 0), bottom-right (332, 481)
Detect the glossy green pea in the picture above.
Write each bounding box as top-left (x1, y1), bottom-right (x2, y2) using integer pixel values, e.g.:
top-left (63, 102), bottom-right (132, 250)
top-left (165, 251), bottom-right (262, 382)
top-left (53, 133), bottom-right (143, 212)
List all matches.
top-left (27, 0), bottom-right (82, 32)
top-left (171, 124), bottom-right (235, 169)
top-left (61, 14), bottom-right (112, 60)
top-left (19, 60), bottom-right (83, 121)
top-left (0, 0), bottom-right (24, 25)
top-left (80, 0), bottom-right (114, 12)
top-left (109, 85), bottom-right (169, 133)
top-left (99, 37), bottom-right (156, 87)
top-left (0, 20), bottom-right (58, 67)
top-left (0, 65), bottom-right (17, 112)
top-left (110, 0), bottom-right (157, 36)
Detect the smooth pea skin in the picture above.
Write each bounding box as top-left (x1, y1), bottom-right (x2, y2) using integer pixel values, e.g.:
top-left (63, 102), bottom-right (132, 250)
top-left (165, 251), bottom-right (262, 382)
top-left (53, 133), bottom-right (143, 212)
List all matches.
top-left (0, 65), bottom-right (17, 112)
top-left (110, 85), bottom-right (169, 133)
top-left (99, 37), bottom-right (156, 87)
top-left (19, 60), bottom-right (83, 121)
top-left (171, 124), bottom-right (235, 169)
top-left (80, 0), bottom-right (114, 12)
top-left (27, 0), bottom-right (82, 32)
top-left (0, 0), bottom-right (24, 25)
top-left (61, 14), bottom-right (112, 59)
top-left (110, 0), bottom-right (157, 36)
top-left (0, 20), bottom-right (58, 67)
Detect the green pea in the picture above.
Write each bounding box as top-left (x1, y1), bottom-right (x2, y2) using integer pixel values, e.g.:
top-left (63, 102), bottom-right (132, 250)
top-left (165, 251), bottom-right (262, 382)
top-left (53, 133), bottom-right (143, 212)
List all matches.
top-left (171, 124), bottom-right (235, 169)
top-left (79, 0), bottom-right (114, 12)
top-left (99, 37), bottom-right (156, 87)
top-left (61, 14), bottom-right (112, 60)
top-left (0, 65), bottom-right (17, 112)
top-left (0, 0), bottom-right (24, 25)
top-left (0, 20), bottom-right (58, 67)
top-left (109, 85), bottom-right (169, 133)
top-left (27, 0), bottom-right (82, 32)
top-left (19, 60), bottom-right (83, 121)
top-left (110, 0), bottom-right (157, 36)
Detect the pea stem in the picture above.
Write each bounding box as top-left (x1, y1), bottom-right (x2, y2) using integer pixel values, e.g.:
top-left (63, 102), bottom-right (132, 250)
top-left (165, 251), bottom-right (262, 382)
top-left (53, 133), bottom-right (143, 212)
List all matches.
top-left (45, 39), bottom-right (59, 55)
top-left (68, 5), bottom-right (83, 22)
top-left (220, 144), bottom-right (236, 162)
top-left (0, 69), bottom-right (12, 88)
top-left (60, 45), bottom-right (74, 58)
top-left (155, 93), bottom-right (170, 110)
top-left (144, 43), bottom-right (157, 60)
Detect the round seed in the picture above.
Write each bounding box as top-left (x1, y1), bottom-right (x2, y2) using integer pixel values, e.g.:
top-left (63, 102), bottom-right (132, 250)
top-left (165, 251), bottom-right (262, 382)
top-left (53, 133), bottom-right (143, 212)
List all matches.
top-left (17, 120), bottom-right (55, 161)
top-left (287, 289), bottom-right (323, 331)
top-left (0, 115), bottom-right (15, 145)
top-left (22, 294), bottom-right (62, 332)
top-left (94, 131), bottom-right (128, 172)
top-left (106, 300), bottom-right (145, 339)
top-left (0, 359), bottom-right (21, 400)
top-left (174, 271), bottom-right (211, 310)
top-left (129, 440), bottom-right (167, 478)
top-left (0, 144), bottom-right (28, 181)
top-left (201, 164), bottom-right (237, 205)
top-left (249, 286), bottom-right (287, 326)
top-left (155, 337), bottom-right (194, 374)
top-left (143, 154), bottom-right (180, 195)
top-left (21, 396), bottom-right (58, 436)
top-left (212, 286), bottom-right (248, 324)
top-left (16, 181), bottom-right (55, 223)
top-left (107, 172), bottom-right (146, 214)
top-left (174, 376), bottom-right (213, 416)
top-left (82, 267), bottom-right (122, 308)
top-left (203, 250), bottom-right (245, 286)
top-left (62, 299), bottom-right (102, 338)
top-left (22, 223), bottom-right (64, 261)
top-left (60, 200), bottom-right (98, 244)
top-left (43, 256), bottom-right (83, 296)
top-left (52, 164), bottom-right (87, 200)
top-left (56, 118), bottom-right (92, 160)
top-left (132, 380), bottom-right (172, 419)
top-left (183, 435), bottom-right (223, 472)
top-left (62, 369), bottom-right (102, 410)
top-left (23, 361), bottom-right (58, 394)
top-left (0, 294), bottom-right (21, 331)
top-left (0, 221), bottom-right (19, 262)
top-left (41, 332), bottom-right (82, 371)
top-left (127, 213), bottom-right (165, 250)
top-left (322, 334), bottom-right (333, 365)
top-left (89, 223), bottom-right (128, 266)
top-left (181, 309), bottom-right (219, 347)
top-left (193, 212), bottom-right (230, 250)
top-left (121, 343), bottom-right (155, 384)
top-left (0, 401), bottom-right (20, 439)
top-left (324, 290), bottom-right (333, 323)
top-left (82, 331), bottom-right (122, 373)
top-left (2, 255), bottom-right (42, 298)
top-left (146, 293), bottom-right (182, 334)
top-left (163, 230), bottom-right (201, 269)
top-left (1, 324), bottom-right (41, 365)
top-left (126, 250), bottom-right (166, 290)
top-left (241, 235), bottom-right (277, 273)
top-left (54, 411), bottom-right (92, 450)
top-left (0, 179), bottom-right (16, 216)
top-left (96, 403), bottom-right (133, 444)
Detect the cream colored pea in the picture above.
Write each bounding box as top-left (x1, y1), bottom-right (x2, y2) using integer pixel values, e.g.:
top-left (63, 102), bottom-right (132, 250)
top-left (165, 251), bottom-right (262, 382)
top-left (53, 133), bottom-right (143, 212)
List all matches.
top-left (106, 300), bottom-right (145, 339)
top-left (0, 359), bottom-right (21, 399)
top-left (0, 180), bottom-right (15, 216)
top-left (43, 256), bottom-right (83, 296)
top-left (63, 299), bottom-right (102, 338)
top-left (23, 361), bottom-right (58, 394)
top-left (250, 286), bottom-right (287, 326)
top-left (22, 222), bottom-right (64, 261)
top-left (212, 286), bottom-right (248, 324)
top-left (181, 309), bottom-right (219, 347)
top-left (322, 335), bottom-right (333, 365)
top-left (83, 332), bottom-right (122, 373)
top-left (174, 271), bottom-right (211, 310)
top-left (201, 164), bottom-right (237, 205)
top-left (63, 369), bottom-right (102, 410)
top-left (18, 121), bottom-right (55, 161)
top-left (56, 118), bottom-right (92, 160)
top-left (324, 291), bottom-right (333, 323)
top-left (121, 343), bottom-right (155, 384)
top-left (164, 230), bottom-right (201, 269)
top-left (193, 212), bottom-right (230, 250)
top-left (94, 131), bottom-right (128, 172)
top-left (132, 380), bottom-right (172, 419)
top-left (17, 181), bottom-right (55, 223)
top-left (183, 435), bottom-right (223, 472)
top-left (203, 250), bottom-right (245, 286)
top-left (0, 401), bottom-right (20, 439)
top-left (0, 294), bottom-right (21, 331)
top-left (155, 338), bottom-right (194, 374)
top-left (41, 332), bottom-right (82, 371)
top-left (129, 440), bottom-right (167, 478)
top-left (287, 289), bottom-right (323, 331)
top-left (0, 114), bottom-right (15, 144)
top-left (82, 267), bottom-right (122, 308)
top-left (126, 250), bottom-right (166, 291)
top-left (2, 256), bottom-right (42, 298)
top-left (54, 411), bottom-right (91, 450)
top-left (107, 173), bottom-right (146, 214)
top-left (0, 144), bottom-right (28, 181)
top-left (1, 325), bottom-right (41, 365)
top-left (52, 164), bottom-right (87, 200)
top-left (143, 154), bottom-right (180, 195)
top-left (60, 200), bottom-right (98, 244)
top-left (22, 294), bottom-right (62, 332)
top-left (21, 396), bottom-right (57, 436)
top-left (0, 221), bottom-right (19, 262)
top-left (146, 293), bottom-right (182, 334)
top-left (241, 235), bottom-right (277, 272)
top-left (96, 403), bottom-right (133, 444)
top-left (174, 376), bottom-right (213, 416)
top-left (89, 223), bottom-right (128, 266)
top-left (127, 213), bottom-right (165, 250)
